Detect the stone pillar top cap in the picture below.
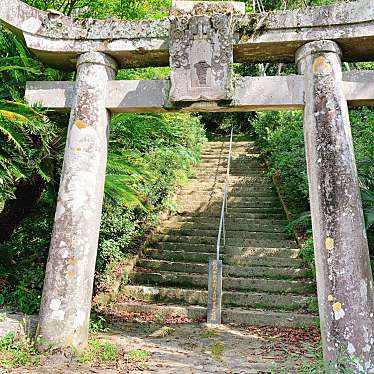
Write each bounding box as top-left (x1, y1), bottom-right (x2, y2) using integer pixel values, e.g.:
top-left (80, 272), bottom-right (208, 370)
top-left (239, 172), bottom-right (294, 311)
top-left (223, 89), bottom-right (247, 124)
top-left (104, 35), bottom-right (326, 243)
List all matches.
top-left (295, 40), bottom-right (342, 65)
top-left (77, 52), bottom-right (118, 71)
top-left (171, 1), bottom-right (246, 15)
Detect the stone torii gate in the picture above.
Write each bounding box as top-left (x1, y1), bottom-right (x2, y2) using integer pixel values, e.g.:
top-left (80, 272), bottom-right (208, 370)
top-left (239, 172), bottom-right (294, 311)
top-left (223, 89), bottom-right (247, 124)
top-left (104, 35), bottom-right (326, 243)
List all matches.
top-left (1, 0), bottom-right (374, 370)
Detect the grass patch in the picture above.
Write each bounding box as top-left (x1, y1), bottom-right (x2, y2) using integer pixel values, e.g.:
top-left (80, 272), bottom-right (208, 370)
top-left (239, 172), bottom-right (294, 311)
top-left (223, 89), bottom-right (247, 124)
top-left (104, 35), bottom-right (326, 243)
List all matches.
top-left (211, 341), bottom-right (224, 361)
top-left (0, 332), bottom-right (41, 369)
top-left (201, 327), bottom-right (219, 339)
top-left (78, 339), bottom-right (119, 365)
top-left (127, 349), bottom-right (151, 363)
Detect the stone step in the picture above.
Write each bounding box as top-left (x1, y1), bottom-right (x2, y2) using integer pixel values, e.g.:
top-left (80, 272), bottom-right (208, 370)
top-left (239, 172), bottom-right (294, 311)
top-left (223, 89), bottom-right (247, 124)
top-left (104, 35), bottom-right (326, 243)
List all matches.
top-left (178, 196), bottom-right (282, 204)
top-left (184, 180), bottom-right (272, 187)
top-left (196, 162), bottom-right (266, 169)
top-left (201, 144), bottom-right (257, 149)
top-left (177, 200), bottom-right (283, 209)
top-left (200, 155), bottom-right (261, 161)
top-left (198, 158), bottom-right (267, 171)
top-left (202, 148), bottom-right (259, 153)
top-left (183, 181), bottom-right (275, 189)
top-left (201, 147), bottom-right (258, 153)
top-left (203, 141), bottom-right (255, 145)
top-left (121, 285), bottom-right (317, 312)
top-left (131, 272), bottom-right (315, 295)
top-left (194, 167), bottom-right (267, 173)
top-left (114, 302), bottom-right (317, 328)
top-left (165, 216), bottom-right (288, 225)
top-left (177, 211), bottom-right (286, 219)
top-left (190, 175), bottom-right (271, 182)
top-left (180, 189), bottom-right (278, 197)
top-left (198, 159), bottom-right (265, 166)
top-left (200, 150), bottom-right (261, 156)
top-left (177, 206), bottom-right (286, 216)
top-left (153, 235), bottom-right (295, 248)
top-left (162, 221), bottom-right (288, 233)
top-left (145, 249), bottom-right (303, 267)
top-left (156, 229), bottom-right (291, 241)
top-left (177, 206), bottom-right (285, 215)
top-left (148, 243), bottom-right (300, 257)
top-left (137, 260), bottom-right (310, 280)
top-left (193, 173), bottom-right (269, 179)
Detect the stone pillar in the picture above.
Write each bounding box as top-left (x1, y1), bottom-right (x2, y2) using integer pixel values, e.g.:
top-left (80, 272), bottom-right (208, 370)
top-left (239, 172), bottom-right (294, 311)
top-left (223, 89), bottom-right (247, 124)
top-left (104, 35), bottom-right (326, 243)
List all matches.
top-left (39, 52), bottom-right (117, 349)
top-left (296, 40), bottom-right (374, 371)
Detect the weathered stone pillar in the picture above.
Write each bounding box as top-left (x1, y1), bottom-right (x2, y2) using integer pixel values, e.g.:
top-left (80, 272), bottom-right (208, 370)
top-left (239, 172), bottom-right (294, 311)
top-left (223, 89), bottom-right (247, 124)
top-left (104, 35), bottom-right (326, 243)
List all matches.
top-left (296, 40), bottom-right (374, 371)
top-left (39, 52), bottom-right (117, 349)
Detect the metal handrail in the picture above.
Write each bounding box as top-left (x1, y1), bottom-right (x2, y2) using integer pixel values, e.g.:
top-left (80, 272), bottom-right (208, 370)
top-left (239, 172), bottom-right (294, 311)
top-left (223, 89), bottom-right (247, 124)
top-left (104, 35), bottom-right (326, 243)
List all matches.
top-left (216, 127), bottom-right (234, 262)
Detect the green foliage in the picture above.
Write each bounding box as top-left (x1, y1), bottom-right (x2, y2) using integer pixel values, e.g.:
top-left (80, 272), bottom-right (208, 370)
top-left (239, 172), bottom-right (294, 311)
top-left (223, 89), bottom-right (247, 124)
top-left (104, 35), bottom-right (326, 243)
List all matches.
top-left (0, 110), bottom-right (205, 312)
top-left (0, 0), bottom-right (205, 315)
top-left (127, 349), bottom-right (151, 363)
top-left (0, 333), bottom-right (41, 369)
top-left (211, 341), bottom-right (225, 362)
top-left (0, 101), bottom-right (59, 201)
top-left (89, 312), bottom-right (109, 333)
top-left (0, 201), bottom-right (52, 313)
top-left (252, 108), bottom-right (374, 277)
top-left (0, 28), bottom-right (67, 203)
top-left (0, 28), bottom-right (65, 99)
top-left (78, 339), bottom-right (119, 364)
top-left (96, 113), bottom-right (205, 289)
top-left (252, 111), bottom-right (309, 212)
top-left (201, 328), bottom-right (219, 339)
top-left (25, 0), bottom-right (171, 19)
top-left (300, 237), bottom-right (316, 277)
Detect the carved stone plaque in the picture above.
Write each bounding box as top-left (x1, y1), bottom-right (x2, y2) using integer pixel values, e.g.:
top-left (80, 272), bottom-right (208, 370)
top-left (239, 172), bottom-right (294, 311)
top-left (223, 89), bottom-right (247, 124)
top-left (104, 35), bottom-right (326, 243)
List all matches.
top-left (169, 1), bottom-right (245, 102)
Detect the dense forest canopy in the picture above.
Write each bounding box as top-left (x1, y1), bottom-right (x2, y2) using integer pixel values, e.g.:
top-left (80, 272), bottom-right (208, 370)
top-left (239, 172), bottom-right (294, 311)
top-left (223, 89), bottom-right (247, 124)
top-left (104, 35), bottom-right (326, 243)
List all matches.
top-left (0, 0), bottom-right (373, 316)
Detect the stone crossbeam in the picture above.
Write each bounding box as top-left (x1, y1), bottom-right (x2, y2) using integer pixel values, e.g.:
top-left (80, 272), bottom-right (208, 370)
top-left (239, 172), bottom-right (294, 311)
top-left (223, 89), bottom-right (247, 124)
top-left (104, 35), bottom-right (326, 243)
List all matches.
top-left (25, 71), bottom-right (374, 113)
top-left (1, 0), bottom-right (373, 69)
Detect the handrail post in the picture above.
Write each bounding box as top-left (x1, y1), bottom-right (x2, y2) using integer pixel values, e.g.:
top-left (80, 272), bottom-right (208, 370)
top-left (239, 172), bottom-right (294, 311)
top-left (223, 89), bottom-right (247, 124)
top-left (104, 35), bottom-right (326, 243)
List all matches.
top-left (207, 128), bottom-right (234, 325)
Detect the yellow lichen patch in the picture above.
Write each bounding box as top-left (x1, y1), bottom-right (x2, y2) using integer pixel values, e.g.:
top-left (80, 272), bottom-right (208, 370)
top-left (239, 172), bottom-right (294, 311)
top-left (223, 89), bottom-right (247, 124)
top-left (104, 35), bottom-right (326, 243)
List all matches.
top-left (328, 295), bottom-right (334, 302)
top-left (67, 257), bottom-right (78, 266)
top-left (75, 119), bottom-right (88, 129)
top-left (64, 336), bottom-right (73, 346)
top-left (66, 271), bottom-right (76, 279)
top-left (325, 237), bottom-right (334, 251)
top-left (76, 147), bottom-right (82, 152)
top-left (312, 56), bottom-right (332, 75)
top-left (333, 302), bottom-right (342, 312)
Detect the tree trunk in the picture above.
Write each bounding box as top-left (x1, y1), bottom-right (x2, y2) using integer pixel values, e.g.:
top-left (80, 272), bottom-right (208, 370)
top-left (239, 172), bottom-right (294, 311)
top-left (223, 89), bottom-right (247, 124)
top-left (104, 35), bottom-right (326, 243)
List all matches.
top-left (0, 175), bottom-right (45, 243)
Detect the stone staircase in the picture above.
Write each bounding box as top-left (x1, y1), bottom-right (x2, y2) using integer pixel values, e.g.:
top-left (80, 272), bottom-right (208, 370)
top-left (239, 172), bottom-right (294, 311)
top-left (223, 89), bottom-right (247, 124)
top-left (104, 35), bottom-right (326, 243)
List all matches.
top-left (117, 141), bottom-right (318, 327)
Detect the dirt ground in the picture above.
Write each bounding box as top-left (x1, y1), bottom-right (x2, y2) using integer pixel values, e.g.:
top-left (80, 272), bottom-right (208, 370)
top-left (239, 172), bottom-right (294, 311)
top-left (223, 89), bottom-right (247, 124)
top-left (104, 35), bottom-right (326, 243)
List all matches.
top-left (3, 318), bottom-right (321, 374)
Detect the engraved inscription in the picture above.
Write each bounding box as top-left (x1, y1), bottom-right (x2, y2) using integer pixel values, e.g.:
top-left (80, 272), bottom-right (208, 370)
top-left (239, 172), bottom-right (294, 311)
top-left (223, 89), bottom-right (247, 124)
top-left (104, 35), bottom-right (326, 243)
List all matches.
top-left (169, 2), bottom-right (239, 102)
top-left (194, 60), bottom-right (210, 86)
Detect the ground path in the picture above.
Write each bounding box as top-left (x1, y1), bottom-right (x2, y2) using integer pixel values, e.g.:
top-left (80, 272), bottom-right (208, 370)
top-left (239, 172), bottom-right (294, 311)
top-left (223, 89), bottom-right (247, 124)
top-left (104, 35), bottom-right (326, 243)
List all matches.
top-left (1, 311), bottom-right (321, 373)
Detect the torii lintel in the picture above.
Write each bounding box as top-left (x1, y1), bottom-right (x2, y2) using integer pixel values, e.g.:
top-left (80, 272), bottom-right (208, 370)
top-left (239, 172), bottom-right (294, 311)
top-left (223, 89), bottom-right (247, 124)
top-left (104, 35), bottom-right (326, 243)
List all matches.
top-left (0, 0), bottom-right (374, 69)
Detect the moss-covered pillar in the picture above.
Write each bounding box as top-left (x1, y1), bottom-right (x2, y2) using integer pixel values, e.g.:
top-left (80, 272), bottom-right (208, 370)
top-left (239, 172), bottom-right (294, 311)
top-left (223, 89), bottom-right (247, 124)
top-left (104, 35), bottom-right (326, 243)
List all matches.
top-left (296, 40), bottom-right (374, 371)
top-left (39, 52), bottom-right (117, 349)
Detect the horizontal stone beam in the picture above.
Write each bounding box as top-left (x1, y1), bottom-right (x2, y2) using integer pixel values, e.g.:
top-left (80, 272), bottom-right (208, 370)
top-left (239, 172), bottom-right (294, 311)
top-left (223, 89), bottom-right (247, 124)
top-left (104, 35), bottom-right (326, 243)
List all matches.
top-left (25, 71), bottom-right (374, 113)
top-left (1, 0), bottom-right (373, 69)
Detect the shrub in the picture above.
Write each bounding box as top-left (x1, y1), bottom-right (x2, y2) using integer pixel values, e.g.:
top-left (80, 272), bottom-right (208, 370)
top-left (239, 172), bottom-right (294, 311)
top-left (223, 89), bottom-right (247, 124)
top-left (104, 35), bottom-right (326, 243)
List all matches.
top-left (252, 108), bottom-right (374, 273)
top-left (0, 112), bottom-right (205, 313)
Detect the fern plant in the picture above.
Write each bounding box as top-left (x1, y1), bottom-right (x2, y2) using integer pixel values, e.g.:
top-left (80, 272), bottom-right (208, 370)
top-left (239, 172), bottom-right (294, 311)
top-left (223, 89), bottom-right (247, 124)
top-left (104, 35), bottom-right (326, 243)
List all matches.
top-left (105, 150), bottom-right (152, 210)
top-left (0, 100), bottom-right (57, 201)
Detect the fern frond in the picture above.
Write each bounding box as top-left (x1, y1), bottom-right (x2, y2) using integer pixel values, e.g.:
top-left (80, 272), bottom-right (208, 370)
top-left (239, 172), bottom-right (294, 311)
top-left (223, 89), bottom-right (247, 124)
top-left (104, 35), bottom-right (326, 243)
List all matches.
top-left (0, 117), bottom-right (29, 152)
